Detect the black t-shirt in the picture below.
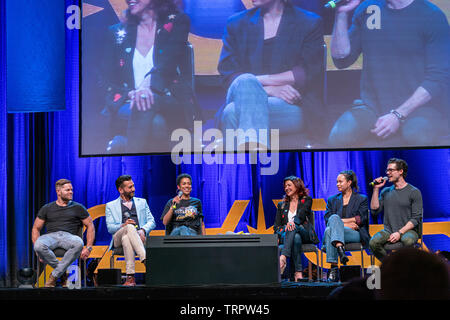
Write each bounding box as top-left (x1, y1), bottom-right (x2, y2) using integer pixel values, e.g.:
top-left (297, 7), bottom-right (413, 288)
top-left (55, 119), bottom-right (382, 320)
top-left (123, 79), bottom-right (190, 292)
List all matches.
top-left (262, 36), bottom-right (277, 75)
top-left (37, 201), bottom-right (90, 236)
top-left (342, 204), bottom-right (348, 219)
top-left (161, 197), bottom-right (203, 234)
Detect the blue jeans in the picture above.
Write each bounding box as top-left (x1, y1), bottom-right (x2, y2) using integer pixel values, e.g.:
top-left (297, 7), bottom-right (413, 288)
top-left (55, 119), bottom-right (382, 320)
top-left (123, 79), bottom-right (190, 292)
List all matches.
top-left (322, 214), bottom-right (361, 264)
top-left (280, 225), bottom-right (311, 272)
top-left (328, 104), bottom-right (446, 147)
top-left (170, 225), bottom-right (198, 236)
top-left (220, 73), bottom-right (304, 148)
top-left (369, 229), bottom-right (418, 261)
top-left (34, 231), bottom-right (84, 278)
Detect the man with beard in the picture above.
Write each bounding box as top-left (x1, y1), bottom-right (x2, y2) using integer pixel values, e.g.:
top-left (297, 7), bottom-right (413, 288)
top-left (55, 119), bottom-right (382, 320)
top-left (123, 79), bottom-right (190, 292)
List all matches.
top-left (369, 158), bottom-right (423, 261)
top-left (32, 179), bottom-right (95, 287)
top-left (105, 175), bottom-right (155, 286)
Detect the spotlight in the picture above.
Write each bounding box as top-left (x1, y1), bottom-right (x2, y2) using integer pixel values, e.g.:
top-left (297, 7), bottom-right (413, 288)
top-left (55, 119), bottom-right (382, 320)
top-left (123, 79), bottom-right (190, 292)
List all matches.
top-left (17, 268), bottom-right (36, 288)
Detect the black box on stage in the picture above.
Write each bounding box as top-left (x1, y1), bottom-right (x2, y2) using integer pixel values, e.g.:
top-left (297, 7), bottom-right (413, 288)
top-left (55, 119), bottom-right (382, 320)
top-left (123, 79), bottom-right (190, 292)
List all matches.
top-left (145, 235), bottom-right (279, 286)
top-left (339, 265), bottom-right (362, 282)
top-left (97, 268), bottom-right (121, 286)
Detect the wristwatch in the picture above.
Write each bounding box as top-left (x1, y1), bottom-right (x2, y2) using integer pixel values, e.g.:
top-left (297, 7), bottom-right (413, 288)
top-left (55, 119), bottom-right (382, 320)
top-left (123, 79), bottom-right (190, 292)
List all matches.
top-left (390, 109), bottom-right (406, 123)
top-left (87, 246), bottom-right (93, 252)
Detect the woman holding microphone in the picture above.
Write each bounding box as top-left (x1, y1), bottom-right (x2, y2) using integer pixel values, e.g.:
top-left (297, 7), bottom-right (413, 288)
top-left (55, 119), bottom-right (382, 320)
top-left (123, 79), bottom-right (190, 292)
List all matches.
top-left (161, 173), bottom-right (205, 236)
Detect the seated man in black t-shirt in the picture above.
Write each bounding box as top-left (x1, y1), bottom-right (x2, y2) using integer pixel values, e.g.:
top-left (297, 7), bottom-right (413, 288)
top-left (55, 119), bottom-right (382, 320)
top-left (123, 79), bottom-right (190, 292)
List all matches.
top-left (161, 174), bottom-right (205, 236)
top-left (32, 179), bottom-right (95, 287)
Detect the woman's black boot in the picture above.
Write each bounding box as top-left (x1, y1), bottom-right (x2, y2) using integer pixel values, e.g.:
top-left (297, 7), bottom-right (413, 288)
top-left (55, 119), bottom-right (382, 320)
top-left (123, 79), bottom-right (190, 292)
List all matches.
top-left (337, 246), bottom-right (349, 265)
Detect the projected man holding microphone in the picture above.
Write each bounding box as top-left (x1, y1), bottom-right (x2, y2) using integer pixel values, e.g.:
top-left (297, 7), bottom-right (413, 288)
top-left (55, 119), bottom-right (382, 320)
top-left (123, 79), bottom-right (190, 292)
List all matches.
top-left (105, 175), bottom-right (156, 286)
top-left (328, 0), bottom-right (449, 148)
top-left (369, 158), bottom-right (423, 261)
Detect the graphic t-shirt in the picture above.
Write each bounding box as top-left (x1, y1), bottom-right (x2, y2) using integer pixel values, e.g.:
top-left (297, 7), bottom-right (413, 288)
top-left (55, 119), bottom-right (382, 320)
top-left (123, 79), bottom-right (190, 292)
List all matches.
top-left (161, 197), bottom-right (203, 234)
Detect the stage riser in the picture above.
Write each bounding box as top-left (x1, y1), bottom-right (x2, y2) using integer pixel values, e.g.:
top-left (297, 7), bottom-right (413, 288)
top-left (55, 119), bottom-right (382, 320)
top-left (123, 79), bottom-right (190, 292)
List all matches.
top-left (146, 235), bottom-right (279, 286)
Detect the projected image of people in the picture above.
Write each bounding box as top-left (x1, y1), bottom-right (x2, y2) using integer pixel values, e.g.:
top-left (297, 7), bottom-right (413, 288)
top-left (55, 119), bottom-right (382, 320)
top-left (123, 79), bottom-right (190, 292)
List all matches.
top-left (217, 0), bottom-right (325, 151)
top-left (328, 0), bottom-right (450, 148)
top-left (81, 0), bottom-right (449, 156)
top-left (97, 0), bottom-right (199, 154)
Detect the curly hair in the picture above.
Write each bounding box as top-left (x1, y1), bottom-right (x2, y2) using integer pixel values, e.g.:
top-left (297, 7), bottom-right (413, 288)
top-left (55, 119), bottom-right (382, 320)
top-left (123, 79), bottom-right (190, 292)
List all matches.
top-left (176, 173), bottom-right (192, 186)
top-left (124, 0), bottom-right (181, 23)
top-left (282, 175), bottom-right (309, 202)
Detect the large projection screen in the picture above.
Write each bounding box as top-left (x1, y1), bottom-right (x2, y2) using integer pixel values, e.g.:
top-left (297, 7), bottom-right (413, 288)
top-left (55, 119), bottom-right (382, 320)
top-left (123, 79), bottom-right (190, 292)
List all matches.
top-left (80, 0), bottom-right (449, 156)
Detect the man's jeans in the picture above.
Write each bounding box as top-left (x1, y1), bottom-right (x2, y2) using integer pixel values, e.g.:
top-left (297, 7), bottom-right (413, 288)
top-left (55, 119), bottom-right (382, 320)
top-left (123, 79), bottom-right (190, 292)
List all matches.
top-left (369, 229), bottom-right (418, 261)
top-left (34, 231), bottom-right (84, 278)
top-left (170, 225), bottom-right (198, 236)
top-left (322, 214), bottom-right (361, 264)
top-left (328, 104), bottom-right (446, 147)
top-left (220, 73), bottom-right (304, 148)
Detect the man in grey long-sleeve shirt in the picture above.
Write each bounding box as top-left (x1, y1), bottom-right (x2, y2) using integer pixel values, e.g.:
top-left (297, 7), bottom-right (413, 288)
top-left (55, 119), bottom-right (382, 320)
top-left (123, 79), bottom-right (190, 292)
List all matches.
top-left (328, 0), bottom-right (449, 148)
top-left (369, 158), bottom-right (423, 261)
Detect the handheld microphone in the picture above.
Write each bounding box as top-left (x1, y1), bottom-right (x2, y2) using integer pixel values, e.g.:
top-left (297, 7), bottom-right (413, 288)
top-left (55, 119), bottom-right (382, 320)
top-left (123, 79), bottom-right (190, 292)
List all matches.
top-left (369, 176), bottom-right (388, 187)
top-left (177, 190), bottom-right (183, 198)
top-left (124, 212), bottom-right (138, 228)
top-left (324, 0), bottom-right (346, 9)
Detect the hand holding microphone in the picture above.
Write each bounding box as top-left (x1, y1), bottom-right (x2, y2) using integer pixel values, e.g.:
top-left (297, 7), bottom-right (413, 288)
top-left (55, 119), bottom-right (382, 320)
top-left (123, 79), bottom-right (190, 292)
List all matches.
top-left (172, 190), bottom-right (183, 206)
top-left (324, 0), bottom-right (361, 13)
top-left (369, 176), bottom-right (388, 188)
top-left (123, 212), bottom-right (137, 228)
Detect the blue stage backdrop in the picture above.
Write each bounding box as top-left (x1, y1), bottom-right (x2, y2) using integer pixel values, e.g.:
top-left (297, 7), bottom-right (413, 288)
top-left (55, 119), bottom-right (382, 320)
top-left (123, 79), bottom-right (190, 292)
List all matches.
top-left (0, 0), bottom-right (449, 286)
top-left (5, 0), bottom-right (65, 113)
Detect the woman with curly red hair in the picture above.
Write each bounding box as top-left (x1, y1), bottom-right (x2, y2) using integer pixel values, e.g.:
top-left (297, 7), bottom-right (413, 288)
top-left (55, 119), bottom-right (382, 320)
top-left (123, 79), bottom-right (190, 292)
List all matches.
top-left (274, 176), bottom-right (318, 281)
top-left (100, 0), bottom-right (200, 153)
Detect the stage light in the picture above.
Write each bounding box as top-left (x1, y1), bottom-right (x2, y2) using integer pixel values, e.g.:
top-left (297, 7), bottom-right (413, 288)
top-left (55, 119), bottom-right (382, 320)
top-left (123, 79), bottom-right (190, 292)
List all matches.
top-left (17, 268), bottom-right (36, 288)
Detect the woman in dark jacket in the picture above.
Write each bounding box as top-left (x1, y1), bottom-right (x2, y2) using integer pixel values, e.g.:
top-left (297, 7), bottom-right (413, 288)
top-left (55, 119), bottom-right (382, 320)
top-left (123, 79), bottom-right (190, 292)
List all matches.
top-left (323, 170), bottom-right (370, 281)
top-left (216, 0), bottom-right (324, 149)
top-left (274, 176), bottom-right (316, 281)
top-left (100, 0), bottom-right (199, 154)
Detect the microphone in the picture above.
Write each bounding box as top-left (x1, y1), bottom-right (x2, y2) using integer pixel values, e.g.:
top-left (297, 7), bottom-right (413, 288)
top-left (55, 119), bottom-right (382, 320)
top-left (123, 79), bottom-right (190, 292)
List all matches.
top-left (369, 176), bottom-right (388, 187)
top-left (172, 190), bottom-right (183, 207)
top-left (124, 212), bottom-right (138, 228)
top-left (324, 0), bottom-right (346, 9)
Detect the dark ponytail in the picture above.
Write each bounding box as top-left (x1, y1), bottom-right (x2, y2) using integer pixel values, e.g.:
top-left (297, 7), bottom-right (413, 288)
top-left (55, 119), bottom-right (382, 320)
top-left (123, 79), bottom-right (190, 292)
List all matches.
top-left (339, 170), bottom-right (359, 192)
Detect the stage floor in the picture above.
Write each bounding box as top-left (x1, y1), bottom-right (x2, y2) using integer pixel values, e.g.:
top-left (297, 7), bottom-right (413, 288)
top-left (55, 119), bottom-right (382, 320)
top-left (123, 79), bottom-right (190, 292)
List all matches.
top-left (0, 281), bottom-right (340, 301)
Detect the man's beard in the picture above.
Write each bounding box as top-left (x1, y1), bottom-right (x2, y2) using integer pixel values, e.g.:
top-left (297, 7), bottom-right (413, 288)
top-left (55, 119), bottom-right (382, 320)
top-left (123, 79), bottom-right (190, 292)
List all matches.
top-left (61, 195), bottom-right (72, 202)
top-left (123, 191), bottom-right (135, 200)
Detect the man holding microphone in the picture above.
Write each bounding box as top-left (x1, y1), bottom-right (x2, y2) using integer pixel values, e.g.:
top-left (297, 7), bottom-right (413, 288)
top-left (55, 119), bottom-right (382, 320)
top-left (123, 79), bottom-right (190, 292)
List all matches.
top-left (369, 158), bottom-right (423, 261)
top-left (328, 0), bottom-right (449, 147)
top-left (105, 175), bottom-right (155, 286)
